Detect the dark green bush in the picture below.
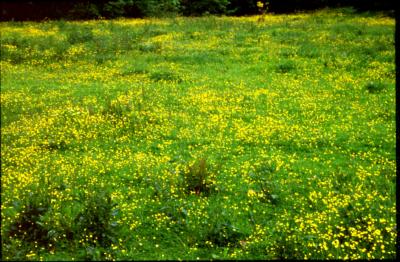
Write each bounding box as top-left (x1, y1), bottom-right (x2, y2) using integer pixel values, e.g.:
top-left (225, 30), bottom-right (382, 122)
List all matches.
top-left (8, 200), bottom-right (52, 245)
top-left (74, 190), bottom-right (118, 247)
top-left (181, 0), bottom-right (230, 15)
top-left (205, 220), bottom-right (246, 247)
top-left (227, 0), bottom-right (258, 15)
top-left (101, 0), bottom-right (180, 17)
top-left (68, 2), bottom-right (102, 19)
top-left (2, 191), bottom-right (55, 259)
top-left (136, 0), bottom-right (181, 17)
top-left (181, 158), bottom-right (215, 196)
top-left (103, 0), bottom-right (134, 17)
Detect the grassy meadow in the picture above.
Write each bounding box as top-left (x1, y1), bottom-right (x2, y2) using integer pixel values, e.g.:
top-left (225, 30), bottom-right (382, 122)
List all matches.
top-left (0, 8), bottom-right (396, 260)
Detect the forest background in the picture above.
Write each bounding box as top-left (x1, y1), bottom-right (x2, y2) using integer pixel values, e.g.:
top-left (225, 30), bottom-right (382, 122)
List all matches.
top-left (1, 0), bottom-right (395, 21)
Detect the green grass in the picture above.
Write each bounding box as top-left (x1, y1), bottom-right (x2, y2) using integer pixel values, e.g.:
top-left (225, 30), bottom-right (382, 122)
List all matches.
top-left (0, 8), bottom-right (396, 260)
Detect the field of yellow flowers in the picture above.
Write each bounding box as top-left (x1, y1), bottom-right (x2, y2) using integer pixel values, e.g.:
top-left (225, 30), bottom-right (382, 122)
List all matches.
top-left (1, 8), bottom-right (396, 260)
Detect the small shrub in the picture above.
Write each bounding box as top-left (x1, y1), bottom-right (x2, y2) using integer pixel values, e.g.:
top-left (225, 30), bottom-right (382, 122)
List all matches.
top-left (182, 158), bottom-right (214, 196)
top-left (7, 199), bottom-right (51, 246)
top-left (68, 2), bottom-right (101, 20)
top-left (74, 190), bottom-right (118, 247)
top-left (135, 0), bottom-right (181, 17)
top-left (103, 0), bottom-right (134, 18)
top-left (160, 201), bottom-right (189, 231)
top-left (249, 163), bottom-right (279, 204)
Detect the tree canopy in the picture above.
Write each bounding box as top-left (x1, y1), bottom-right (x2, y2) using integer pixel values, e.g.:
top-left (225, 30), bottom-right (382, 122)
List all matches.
top-left (1, 0), bottom-right (395, 21)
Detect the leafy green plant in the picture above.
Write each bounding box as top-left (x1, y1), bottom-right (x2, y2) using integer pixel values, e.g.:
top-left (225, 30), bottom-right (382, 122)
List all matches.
top-left (205, 220), bottom-right (246, 247)
top-left (249, 163), bottom-right (279, 204)
top-left (137, 0), bottom-right (181, 17)
top-left (102, 0), bottom-right (181, 18)
top-left (74, 190), bottom-right (119, 247)
top-left (103, 0), bottom-right (135, 18)
top-left (182, 158), bottom-right (214, 196)
top-left (160, 200), bottom-right (189, 231)
top-left (7, 200), bottom-right (51, 245)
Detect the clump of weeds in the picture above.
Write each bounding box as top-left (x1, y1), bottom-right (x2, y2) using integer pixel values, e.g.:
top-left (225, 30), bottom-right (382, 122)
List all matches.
top-left (181, 158), bottom-right (215, 196)
top-left (249, 163), bottom-right (279, 204)
top-left (7, 198), bottom-right (52, 245)
top-left (2, 191), bottom-right (55, 259)
top-left (205, 220), bottom-right (247, 248)
top-left (74, 189), bottom-right (119, 248)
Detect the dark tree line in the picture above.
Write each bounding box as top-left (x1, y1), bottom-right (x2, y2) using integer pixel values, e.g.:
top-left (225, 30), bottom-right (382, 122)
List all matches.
top-left (1, 0), bottom-right (395, 21)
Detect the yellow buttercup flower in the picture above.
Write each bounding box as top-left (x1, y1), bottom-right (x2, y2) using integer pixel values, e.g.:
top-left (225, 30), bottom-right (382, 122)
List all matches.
top-left (248, 189), bottom-right (257, 197)
top-left (332, 239), bottom-right (340, 249)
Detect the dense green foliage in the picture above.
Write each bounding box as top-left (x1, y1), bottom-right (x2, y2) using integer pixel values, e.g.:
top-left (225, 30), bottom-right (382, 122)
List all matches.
top-left (1, 0), bottom-right (395, 20)
top-left (1, 8), bottom-right (396, 261)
